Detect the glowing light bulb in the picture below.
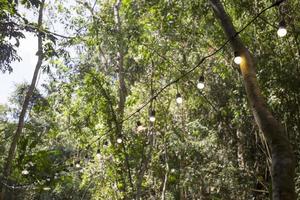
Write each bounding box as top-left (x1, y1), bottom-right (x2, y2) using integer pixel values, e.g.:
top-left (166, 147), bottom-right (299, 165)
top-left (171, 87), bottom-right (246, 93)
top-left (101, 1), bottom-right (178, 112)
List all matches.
top-left (277, 20), bottom-right (287, 37)
top-left (149, 110), bottom-right (156, 122)
top-left (234, 52), bottom-right (242, 65)
top-left (43, 187), bottom-right (51, 191)
top-left (117, 138), bottom-right (122, 144)
top-left (21, 169), bottom-right (29, 175)
top-left (176, 93), bottom-right (183, 104)
top-left (96, 149), bottom-right (101, 158)
top-left (75, 162), bottom-right (81, 168)
top-left (197, 76), bottom-right (205, 90)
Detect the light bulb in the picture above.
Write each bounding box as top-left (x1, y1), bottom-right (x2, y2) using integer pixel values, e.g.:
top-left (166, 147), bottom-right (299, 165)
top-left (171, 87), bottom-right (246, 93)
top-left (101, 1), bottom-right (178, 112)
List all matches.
top-left (234, 52), bottom-right (242, 65)
top-left (21, 169), bottom-right (29, 175)
top-left (136, 121), bottom-right (142, 128)
top-left (103, 141), bottom-right (109, 147)
top-left (234, 56), bottom-right (242, 64)
top-left (75, 162), bottom-right (81, 168)
top-left (176, 93), bottom-right (183, 104)
top-left (136, 121), bottom-right (145, 132)
top-left (277, 28), bottom-right (287, 37)
top-left (277, 20), bottom-right (287, 37)
top-left (149, 110), bottom-right (156, 122)
top-left (117, 138), bottom-right (122, 144)
top-left (197, 75), bottom-right (205, 90)
top-left (96, 149), bottom-right (101, 158)
top-left (43, 187), bottom-right (51, 191)
top-left (197, 82), bottom-right (204, 90)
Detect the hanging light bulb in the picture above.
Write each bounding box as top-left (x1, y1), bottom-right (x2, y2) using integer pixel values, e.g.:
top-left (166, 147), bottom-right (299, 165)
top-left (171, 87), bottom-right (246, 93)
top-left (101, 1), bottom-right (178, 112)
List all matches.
top-left (75, 161), bottom-right (81, 168)
top-left (197, 75), bottom-right (205, 90)
top-left (149, 110), bottom-right (156, 122)
top-left (277, 19), bottom-right (287, 37)
top-left (136, 120), bottom-right (145, 132)
top-left (176, 93), bottom-right (183, 104)
top-left (43, 187), bottom-right (51, 191)
top-left (117, 138), bottom-right (122, 144)
top-left (96, 149), bottom-right (101, 158)
top-left (103, 141), bottom-right (109, 147)
top-left (21, 169), bottom-right (29, 175)
top-left (136, 120), bottom-right (142, 128)
top-left (234, 52), bottom-right (242, 65)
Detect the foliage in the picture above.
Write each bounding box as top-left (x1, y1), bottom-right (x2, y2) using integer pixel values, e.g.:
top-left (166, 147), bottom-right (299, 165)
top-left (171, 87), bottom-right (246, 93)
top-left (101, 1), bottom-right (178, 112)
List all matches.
top-left (0, 0), bottom-right (300, 199)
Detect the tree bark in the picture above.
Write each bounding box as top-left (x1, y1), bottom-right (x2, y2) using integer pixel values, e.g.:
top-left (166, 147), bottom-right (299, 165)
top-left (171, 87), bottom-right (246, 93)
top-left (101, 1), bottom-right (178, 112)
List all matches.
top-left (113, 0), bottom-right (134, 195)
top-left (1, 1), bottom-right (45, 199)
top-left (209, 0), bottom-right (296, 199)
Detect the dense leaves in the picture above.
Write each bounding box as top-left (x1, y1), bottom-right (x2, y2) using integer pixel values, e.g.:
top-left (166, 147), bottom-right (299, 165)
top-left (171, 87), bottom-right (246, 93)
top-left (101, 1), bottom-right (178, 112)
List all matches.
top-left (1, 0), bottom-right (300, 199)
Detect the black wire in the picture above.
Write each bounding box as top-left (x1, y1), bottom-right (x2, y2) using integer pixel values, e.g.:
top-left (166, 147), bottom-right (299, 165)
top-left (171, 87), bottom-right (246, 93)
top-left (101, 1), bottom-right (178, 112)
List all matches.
top-left (83, 0), bottom-right (284, 149)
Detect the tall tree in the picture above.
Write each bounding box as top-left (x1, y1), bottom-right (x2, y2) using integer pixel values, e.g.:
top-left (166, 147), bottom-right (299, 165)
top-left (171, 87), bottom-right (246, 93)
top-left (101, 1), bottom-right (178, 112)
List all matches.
top-left (209, 0), bottom-right (296, 199)
top-left (1, 0), bottom-right (45, 199)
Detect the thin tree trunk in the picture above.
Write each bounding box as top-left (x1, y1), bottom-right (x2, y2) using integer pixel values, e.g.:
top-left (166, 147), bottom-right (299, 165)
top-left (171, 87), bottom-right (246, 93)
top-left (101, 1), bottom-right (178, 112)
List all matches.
top-left (114, 0), bottom-right (127, 118)
top-left (161, 138), bottom-right (168, 200)
top-left (113, 0), bottom-right (134, 195)
top-left (1, 1), bottom-right (45, 199)
top-left (136, 134), bottom-right (154, 200)
top-left (209, 0), bottom-right (296, 199)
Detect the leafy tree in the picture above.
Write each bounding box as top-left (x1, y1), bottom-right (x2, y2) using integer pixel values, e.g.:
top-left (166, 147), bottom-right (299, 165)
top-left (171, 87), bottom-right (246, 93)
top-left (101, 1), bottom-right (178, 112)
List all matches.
top-left (1, 0), bottom-right (300, 199)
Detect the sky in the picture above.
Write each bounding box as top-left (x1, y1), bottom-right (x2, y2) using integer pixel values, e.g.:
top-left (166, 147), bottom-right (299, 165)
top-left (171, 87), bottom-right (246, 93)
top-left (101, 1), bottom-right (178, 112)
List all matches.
top-left (0, 33), bottom-right (45, 105)
top-left (0, 1), bottom-right (86, 105)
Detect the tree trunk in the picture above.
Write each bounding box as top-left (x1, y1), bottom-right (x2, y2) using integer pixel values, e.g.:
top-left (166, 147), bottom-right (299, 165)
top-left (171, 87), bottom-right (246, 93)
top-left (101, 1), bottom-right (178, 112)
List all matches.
top-left (1, 1), bottom-right (45, 199)
top-left (136, 134), bottom-right (154, 200)
top-left (113, 0), bottom-right (134, 195)
top-left (209, 0), bottom-right (296, 199)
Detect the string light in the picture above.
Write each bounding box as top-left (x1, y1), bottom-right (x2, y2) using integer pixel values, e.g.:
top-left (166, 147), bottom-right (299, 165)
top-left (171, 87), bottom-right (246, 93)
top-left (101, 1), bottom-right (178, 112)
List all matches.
top-left (43, 187), bottom-right (51, 191)
top-left (149, 110), bottom-right (156, 122)
top-left (21, 169), bottom-right (29, 175)
top-left (277, 19), bottom-right (287, 37)
top-left (75, 161), bottom-right (81, 168)
top-left (136, 120), bottom-right (145, 132)
top-left (136, 120), bottom-right (142, 128)
top-left (96, 149), bottom-right (101, 158)
top-left (197, 75), bottom-right (205, 90)
top-left (103, 141), bottom-right (109, 147)
top-left (117, 138), bottom-right (122, 144)
top-left (76, 1), bottom-right (284, 157)
top-left (234, 52), bottom-right (242, 65)
top-left (176, 93), bottom-right (183, 104)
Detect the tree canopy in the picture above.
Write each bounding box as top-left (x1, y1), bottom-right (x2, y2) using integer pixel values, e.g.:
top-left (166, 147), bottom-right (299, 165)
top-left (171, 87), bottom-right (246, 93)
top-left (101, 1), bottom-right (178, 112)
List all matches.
top-left (0, 0), bottom-right (300, 199)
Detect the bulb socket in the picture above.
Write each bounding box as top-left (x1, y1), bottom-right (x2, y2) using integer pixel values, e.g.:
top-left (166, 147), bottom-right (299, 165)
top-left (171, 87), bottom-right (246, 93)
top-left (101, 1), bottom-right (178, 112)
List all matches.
top-left (136, 120), bottom-right (142, 127)
top-left (198, 75), bottom-right (204, 83)
top-left (279, 19), bottom-right (286, 28)
top-left (150, 110), bottom-right (155, 117)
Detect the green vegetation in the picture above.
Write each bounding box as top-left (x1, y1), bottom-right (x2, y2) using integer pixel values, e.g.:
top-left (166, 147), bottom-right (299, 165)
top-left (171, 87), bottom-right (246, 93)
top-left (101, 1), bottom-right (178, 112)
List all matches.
top-left (0, 0), bottom-right (300, 199)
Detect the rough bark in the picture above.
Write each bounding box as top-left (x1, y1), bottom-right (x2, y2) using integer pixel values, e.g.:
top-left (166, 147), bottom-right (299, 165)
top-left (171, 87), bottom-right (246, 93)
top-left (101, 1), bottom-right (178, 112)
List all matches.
top-left (209, 0), bottom-right (296, 199)
top-left (1, 1), bottom-right (45, 199)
